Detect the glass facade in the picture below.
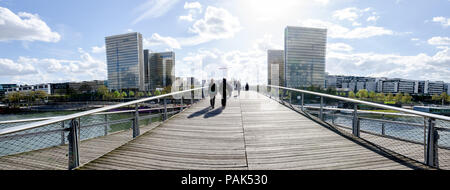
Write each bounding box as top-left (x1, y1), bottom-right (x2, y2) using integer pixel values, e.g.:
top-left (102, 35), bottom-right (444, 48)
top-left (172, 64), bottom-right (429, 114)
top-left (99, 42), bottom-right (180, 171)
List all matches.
top-left (267, 50), bottom-right (284, 86)
top-left (284, 26), bottom-right (327, 88)
top-left (144, 51), bottom-right (175, 90)
top-left (105, 32), bottom-right (144, 91)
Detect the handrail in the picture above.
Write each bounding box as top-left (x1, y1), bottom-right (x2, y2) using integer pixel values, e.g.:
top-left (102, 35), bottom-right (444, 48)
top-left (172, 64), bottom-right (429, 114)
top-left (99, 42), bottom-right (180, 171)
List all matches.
top-left (299, 105), bottom-right (421, 117)
top-left (266, 85), bottom-right (450, 122)
top-left (0, 87), bottom-right (206, 136)
top-left (0, 105), bottom-right (187, 125)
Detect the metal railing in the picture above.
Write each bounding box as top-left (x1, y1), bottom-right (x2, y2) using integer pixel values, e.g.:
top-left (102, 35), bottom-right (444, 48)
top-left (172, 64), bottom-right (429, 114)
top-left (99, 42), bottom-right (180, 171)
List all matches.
top-left (0, 87), bottom-right (206, 170)
top-left (261, 85), bottom-right (450, 169)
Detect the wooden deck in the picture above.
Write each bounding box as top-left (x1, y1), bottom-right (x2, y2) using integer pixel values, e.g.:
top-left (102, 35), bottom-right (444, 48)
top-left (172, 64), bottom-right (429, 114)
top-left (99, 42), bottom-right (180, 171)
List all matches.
top-left (78, 91), bottom-right (424, 170)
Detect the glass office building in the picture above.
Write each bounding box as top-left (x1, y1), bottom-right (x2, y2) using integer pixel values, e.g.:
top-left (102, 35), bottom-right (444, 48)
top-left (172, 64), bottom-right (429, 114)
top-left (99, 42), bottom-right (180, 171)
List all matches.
top-left (267, 50), bottom-right (284, 87)
top-left (284, 26), bottom-right (327, 88)
top-left (105, 32), bottom-right (144, 91)
top-left (144, 51), bottom-right (175, 91)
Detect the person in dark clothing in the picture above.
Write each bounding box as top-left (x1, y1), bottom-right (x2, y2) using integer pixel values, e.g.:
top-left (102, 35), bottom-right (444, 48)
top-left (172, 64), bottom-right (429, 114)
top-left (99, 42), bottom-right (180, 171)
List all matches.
top-left (219, 78), bottom-right (233, 107)
top-left (245, 83), bottom-right (249, 91)
top-left (221, 78), bottom-right (227, 107)
top-left (208, 79), bottom-right (217, 109)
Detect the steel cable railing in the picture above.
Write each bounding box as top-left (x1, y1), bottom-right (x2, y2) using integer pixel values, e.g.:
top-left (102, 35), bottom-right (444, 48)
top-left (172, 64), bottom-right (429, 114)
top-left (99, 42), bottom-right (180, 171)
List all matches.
top-left (0, 87), bottom-right (206, 170)
top-left (259, 85), bottom-right (450, 169)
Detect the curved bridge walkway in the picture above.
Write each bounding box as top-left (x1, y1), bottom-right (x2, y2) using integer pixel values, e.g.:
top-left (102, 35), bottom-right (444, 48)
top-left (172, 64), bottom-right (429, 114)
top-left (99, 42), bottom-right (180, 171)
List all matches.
top-left (78, 91), bottom-right (423, 170)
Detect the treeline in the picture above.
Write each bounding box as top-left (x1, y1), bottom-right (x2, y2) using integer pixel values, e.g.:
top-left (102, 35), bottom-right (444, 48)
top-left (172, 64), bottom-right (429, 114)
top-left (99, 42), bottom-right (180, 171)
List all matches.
top-left (2, 85), bottom-right (174, 107)
top-left (279, 85), bottom-right (450, 106)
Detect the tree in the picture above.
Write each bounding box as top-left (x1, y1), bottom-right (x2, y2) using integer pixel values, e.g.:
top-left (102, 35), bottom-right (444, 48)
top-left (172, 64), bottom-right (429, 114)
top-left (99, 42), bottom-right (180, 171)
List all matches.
top-left (394, 93), bottom-right (403, 103)
top-left (432, 94), bottom-right (441, 104)
top-left (375, 93), bottom-right (385, 102)
top-left (147, 92), bottom-right (152, 97)
top-left (356, 89), bottom-right (368, 99)
top-left (113, 91), bottom-right (121, 99)
top-left (129, 91), bottom-right (135, 97)
top-left (401, 93), bottom-right (413, 104)
top-left (97, 85), bottom-right (108, 100)
top-left (154, 90), bottom-right (161, 96)
top-left (137, 92), bottom-right (145, 98)
top-left (348, 91), bottom-right (356, 98)
top-left (368, 91), bottom-right (376, 101)
top-left (121, 91), bottom-right (127, 98)
top-left (440, 92), bottom-right (448, 105)
top-left (6, 91), bottom-right (25, 107)
top-left (385, 93), bottom-right (394, 102)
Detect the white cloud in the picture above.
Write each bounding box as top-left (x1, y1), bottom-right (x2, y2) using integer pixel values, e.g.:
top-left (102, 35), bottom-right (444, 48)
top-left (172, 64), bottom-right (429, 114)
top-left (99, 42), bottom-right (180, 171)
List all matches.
top-left (189, 6), bottom-right (241, 39)
top-left (184, 1), bottom-right (202, 11)
top-left (148, 6), bottom-right (241, 49)
top-left (432, 16), bottom-right (450, 27)
top-left (179, 6), bottom-right (241, 46)
top-left (0, 58), bottom-right (37, 76)
top-left (0, 49), bottom-right (107, 84)
top-left (144, 33), bottom-right (181, 50)
top-left (0, 7), bottom-right (60, 42)
top-left (298, 19), bottom-right (393, 39)
top-left (332, 7), bottom-right (360, 22)
top-left (132, 0), bottom-right (180, 25)
top-left (332, 7), bottom-right (372, 22)
top-left (428, 36), bottom-right (450, 46)
top-left (253, 34), bottom-right (282, 52)
top-left (179, 1), bottom-right (202, 22)
top-left (328, 43), bottom-right (353, 52)
top-left (313, 0), bottom-right (329, 5)
top-left (179, 14), bottom-right (193, 22)
top-left (91, 45), bottom-right (105, 54)
top-left (367, 15), bottom-right (379, 22)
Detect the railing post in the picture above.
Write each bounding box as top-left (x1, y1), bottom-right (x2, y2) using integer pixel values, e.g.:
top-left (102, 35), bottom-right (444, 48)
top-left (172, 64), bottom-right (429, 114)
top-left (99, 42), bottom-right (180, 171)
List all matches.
top-left (163, 98), bottom-right (167, 121)
top-left (60, 121), bottom-right (65, 145)
top-left (68, 119), bottom-right (80, 170)
top-left (425, 118), bottom-right (439, 168)
top-left (332, 112), bottom-right (335, 124)
top-left (289, 92), bottom-right (292, 105)
top-left (191, 91), bottom-right (194, 105)
top-left (133, 103), bottom-right (140, 138)
top-left (381, 114), bottom-right (385, 136)
top-left (301, 93), bottom-right (304, 111)
top-left (352, 103), bottom-right (360, 137)
top-left (320, 96), bottom-right (324, 121)
top-left (104, 114), bottom-right (109, 136)
top-left (180, 97), bottom-right (184, 111)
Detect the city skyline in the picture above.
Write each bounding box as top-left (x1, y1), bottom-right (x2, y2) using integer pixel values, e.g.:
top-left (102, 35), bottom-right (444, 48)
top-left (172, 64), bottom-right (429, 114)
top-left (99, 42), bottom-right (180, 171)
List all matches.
top-left (0, 0), bottom-right (449, 85)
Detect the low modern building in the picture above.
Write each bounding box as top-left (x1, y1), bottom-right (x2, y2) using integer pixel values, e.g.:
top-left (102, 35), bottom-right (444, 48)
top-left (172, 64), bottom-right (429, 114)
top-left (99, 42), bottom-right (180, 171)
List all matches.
top-left (418, 80), bottom-right (445, 95)
top-left (5, 84), bottom-right (51, 95)
top-left (0, 84), bottom-right (17, 97)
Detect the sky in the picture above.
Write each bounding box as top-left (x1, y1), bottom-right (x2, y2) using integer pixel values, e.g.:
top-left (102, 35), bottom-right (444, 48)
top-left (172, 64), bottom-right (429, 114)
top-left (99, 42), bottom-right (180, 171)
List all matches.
top-left (0, 0), bottom-right (449, 85)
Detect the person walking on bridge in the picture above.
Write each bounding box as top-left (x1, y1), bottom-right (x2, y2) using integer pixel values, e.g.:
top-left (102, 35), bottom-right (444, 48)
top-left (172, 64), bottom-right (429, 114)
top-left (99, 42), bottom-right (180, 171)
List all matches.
top-left (237, 80), bottom-right (241, 96)
top-left (208, 79), bottom-right (217, 109)
top-left (219, 78), bottom-right (233, 107)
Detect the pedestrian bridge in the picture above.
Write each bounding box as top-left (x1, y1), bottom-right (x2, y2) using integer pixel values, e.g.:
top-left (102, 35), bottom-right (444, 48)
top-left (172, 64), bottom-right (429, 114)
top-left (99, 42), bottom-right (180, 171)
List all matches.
top-left (1, 87), bottom-right (449, 170)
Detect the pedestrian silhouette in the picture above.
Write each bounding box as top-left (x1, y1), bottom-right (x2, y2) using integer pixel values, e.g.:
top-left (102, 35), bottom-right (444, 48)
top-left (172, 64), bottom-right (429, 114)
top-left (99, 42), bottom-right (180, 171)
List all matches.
top-left (208, 79), bottom-right (217, 109)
